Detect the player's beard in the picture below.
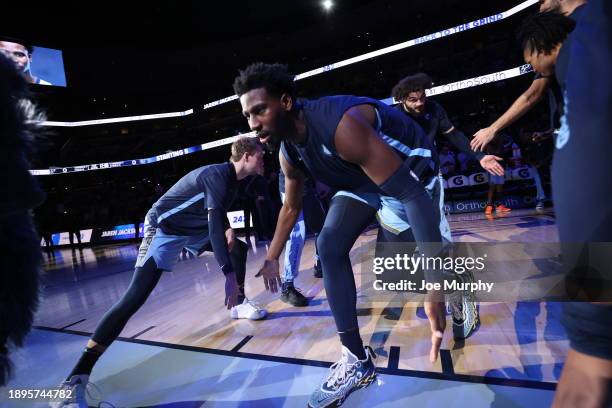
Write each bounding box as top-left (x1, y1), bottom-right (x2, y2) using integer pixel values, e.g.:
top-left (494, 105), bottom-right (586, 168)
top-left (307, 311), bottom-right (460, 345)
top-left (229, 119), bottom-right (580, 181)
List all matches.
top-left (264, 110), bottom-right (297, 152)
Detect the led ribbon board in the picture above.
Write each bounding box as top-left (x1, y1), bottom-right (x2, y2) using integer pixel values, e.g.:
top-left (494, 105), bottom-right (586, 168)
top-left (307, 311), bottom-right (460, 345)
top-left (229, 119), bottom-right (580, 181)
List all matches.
top-left (39, 0), bottom-right (537, 128)
top-left (31, 64), bottom-right (533, 175)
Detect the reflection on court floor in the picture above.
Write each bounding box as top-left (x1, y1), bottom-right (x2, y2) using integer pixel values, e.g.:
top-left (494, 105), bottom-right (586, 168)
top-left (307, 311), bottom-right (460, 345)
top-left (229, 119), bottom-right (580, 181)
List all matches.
top-left (13, 209), bottom-right (566, 406)
top-left (3, 329), bottom-right (554, 407)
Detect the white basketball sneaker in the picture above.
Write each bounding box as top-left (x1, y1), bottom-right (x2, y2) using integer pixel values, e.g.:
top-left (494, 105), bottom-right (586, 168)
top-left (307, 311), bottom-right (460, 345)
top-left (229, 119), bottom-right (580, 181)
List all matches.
top-left (230, 298), bottom-right (268, 320)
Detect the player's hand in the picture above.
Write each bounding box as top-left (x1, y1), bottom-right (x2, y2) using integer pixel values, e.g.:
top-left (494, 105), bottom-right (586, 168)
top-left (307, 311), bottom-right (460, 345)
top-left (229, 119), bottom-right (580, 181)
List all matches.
top-left (225, 228), bottom-right (235, 252)
top-left (424, 291), bottom-right (446, 363)
top-left (224, 272), bottom-right (239, 309)
top-left (480, 155), bottom-right (505, 176)
top-left (256, 259), bottom-right (282, 293)
top-left (471, 126), bottom-right (497, 152)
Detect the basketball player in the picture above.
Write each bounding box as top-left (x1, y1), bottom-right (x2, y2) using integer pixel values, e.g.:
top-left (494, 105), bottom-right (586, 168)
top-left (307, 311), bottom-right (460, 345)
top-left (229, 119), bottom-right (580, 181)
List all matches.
top-left (51, 137), bottom-right (268, 408)
top-left (234, 63), bottom-right (447, 408)
top-left (518, 6), bottom-right (612, 407)
top-left (469, 0), bottom-right (587, 153)
top-left (390, 72), bottom-right (506, 338)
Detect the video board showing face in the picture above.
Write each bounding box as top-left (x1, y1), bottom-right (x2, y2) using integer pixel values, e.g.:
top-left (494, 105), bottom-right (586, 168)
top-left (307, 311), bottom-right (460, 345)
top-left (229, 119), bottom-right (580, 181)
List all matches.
top-left (0, 39), bottom-right (67, 87)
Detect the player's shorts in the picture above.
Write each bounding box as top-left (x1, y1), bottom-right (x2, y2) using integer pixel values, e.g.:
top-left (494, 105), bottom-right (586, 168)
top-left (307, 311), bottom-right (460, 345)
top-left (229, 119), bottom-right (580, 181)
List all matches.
top-left (135, 209), bottom-right (209, 271)
top-left (334, 174), bottom-right (452, 245)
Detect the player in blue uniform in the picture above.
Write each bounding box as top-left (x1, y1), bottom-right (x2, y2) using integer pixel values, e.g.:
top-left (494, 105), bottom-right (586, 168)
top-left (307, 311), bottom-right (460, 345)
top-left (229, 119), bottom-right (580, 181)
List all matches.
top-left (234, 63), bottom-right (448, 408)
top-left (392, 72), bottom-right (503, 180)
top-left (519, 6), bottom-right (612, 407)
top-left (51, 137), bottom-right (267, 408)
top-left (470, 0), bottom-right (587, 153)
top-left (390, 72), bottom-right (506, 339)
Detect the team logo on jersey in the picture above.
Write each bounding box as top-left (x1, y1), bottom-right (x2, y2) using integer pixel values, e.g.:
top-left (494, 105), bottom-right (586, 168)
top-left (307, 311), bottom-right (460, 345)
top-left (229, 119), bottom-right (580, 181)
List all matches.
top-left (519, 64), bottom-right (533, 75)
top-left (322, 144), bottom-right (333, 156)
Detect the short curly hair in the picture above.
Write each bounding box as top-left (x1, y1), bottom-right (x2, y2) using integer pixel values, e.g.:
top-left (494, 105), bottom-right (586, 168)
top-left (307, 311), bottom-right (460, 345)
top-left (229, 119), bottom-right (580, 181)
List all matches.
top-left (517, 10), bottom-right (575, 54)
top-left (391, 73), bottom-right (433, 101)
top-left (233, 62), bottom-right (296, 98)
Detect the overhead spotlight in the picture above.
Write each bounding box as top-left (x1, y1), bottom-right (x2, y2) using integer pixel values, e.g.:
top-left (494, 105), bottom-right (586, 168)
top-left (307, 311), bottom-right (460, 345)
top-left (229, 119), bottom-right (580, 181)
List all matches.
top-left (321, 0), bottom-right (334, 11)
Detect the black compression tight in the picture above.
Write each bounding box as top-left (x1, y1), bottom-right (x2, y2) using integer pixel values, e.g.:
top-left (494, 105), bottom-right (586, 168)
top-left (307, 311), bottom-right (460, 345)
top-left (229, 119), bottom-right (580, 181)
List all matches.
top-left (91, 256), bottom-right (162, 346)
top-left (91, 239), bottom-right (249, 347)
top-left (317, 196), bottom-right (376, 335)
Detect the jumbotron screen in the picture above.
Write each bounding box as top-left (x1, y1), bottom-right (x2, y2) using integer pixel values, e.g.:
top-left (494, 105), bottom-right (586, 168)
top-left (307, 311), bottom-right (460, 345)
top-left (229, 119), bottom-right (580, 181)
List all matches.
top-left (0, 38), bottom-right (67, 87)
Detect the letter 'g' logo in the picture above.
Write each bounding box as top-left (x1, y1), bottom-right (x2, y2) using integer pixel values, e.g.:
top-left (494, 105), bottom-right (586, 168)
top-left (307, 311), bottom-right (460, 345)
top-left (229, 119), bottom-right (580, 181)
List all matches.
top-left (451, 175), bottom-right (465, 186)
top-left (518, 168), bottom-right (530, 179)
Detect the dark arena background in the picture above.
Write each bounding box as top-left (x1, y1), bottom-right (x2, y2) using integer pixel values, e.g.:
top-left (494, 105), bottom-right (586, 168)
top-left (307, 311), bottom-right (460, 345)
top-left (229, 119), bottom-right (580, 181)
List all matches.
top-left (1, 0), bottom-right (611, 407)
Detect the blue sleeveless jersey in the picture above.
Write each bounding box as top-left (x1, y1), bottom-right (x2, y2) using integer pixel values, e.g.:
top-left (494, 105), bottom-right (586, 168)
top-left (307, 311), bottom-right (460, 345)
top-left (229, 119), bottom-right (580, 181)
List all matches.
top-left (281, 95), bottom-right (438, 193)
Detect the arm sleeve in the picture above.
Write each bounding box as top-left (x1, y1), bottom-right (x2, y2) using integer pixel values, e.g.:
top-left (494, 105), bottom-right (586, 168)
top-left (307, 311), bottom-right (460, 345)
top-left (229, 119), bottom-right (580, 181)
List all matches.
top-left (201, 170), bottom-right (231, 230)
top-left (435, 102), bottom-right (485, 160)
top-left (444, 128), bottom-right (485, 160)
top-left (203, 177), bottom-right (225, 210)
top-left (208, 208), bottom-right (233, 275)
top-left (436, 103), bottom-right (454, 135)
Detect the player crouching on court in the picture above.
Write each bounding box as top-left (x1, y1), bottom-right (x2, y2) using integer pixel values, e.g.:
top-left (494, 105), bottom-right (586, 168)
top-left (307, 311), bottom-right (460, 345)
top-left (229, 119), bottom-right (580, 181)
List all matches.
top-left (51, 137), bottom-right (268, 408)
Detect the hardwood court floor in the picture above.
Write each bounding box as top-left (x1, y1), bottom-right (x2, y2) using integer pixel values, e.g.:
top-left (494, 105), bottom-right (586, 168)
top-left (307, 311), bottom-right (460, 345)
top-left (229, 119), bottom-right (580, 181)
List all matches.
top-left (33, 208), bottom-right (566, 390)
top-left (3, 329), bottom-right (555, 407)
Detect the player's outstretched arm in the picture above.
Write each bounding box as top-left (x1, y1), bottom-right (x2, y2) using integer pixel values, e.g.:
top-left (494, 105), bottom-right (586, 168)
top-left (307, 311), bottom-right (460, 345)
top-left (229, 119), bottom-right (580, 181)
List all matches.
top-left (208, 208), bottom-right (239, 309)
top-left (471, 76), bottom-right (551, 151)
